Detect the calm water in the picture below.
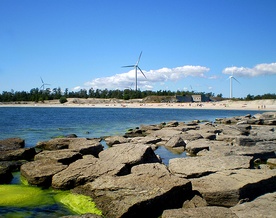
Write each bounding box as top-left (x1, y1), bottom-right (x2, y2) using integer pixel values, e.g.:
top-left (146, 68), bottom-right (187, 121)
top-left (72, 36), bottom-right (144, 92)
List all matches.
top-left (0, 107), bottom-right (260, 217)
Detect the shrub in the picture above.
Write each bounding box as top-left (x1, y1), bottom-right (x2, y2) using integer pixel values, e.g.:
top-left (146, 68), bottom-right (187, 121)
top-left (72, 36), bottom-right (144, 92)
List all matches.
top-left (59, 97), bottom-right (68, 104)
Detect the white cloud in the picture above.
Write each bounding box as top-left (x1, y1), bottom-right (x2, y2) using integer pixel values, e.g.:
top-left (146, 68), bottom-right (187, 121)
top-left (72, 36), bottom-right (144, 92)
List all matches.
top-left (222, 62), bottom-right (276, 77)
top-left (82, 65), bottom-right (210, 90)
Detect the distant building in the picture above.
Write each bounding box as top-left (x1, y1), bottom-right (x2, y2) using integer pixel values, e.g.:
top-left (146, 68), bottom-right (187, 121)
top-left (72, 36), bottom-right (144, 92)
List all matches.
top-left (176, 94), bottom-right (210, 102)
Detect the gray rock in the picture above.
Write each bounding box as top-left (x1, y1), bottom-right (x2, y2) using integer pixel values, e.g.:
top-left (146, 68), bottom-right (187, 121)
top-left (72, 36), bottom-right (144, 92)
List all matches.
top-left (182, 194), bottom-right (208, 208)
top-left (130, 136), bottom-right (162, 145)
top-left (21, 159), bottom-right (67, 187)
top-left (0, 147), bottom-right (36, 161)
top-left (36, 138), bottom-right (72, 150)
top-left (169, 155), bottom-right (252, 178)
top-left (149, 128), bottom-right (182, 141)
top-left (267, 158), bottom-right (276, 165)
top-left (104, 136), bottom-right (128, 146)
top-left (0, 138), bottom-right (25, 151)
top-left (185, 139), bottom-right (210, 155)
top-left (34, 149), bottom-right (82, 165)
top-left (181, 132), bottom-right (204, 144)
top-left (52, 143), bottom-right (160, 190)
top-left (162, 206), bottom-right (238, 218)
top-left (99, 143), bottom-right (160, 166)
top-left (80, 163), bottom-right (192, 218)
top-left (165, 135), bottom-right (186, 148)
top-left (191, 169), bottom-right (276, 207)
top-left (231, 192), bottom-right (276, 218)
top-left (68, 138), bottom-right (103, 156)
top-left (0, 160), bottom-right (27, 172)
top-left (52, 155), bottom-right (127, 190)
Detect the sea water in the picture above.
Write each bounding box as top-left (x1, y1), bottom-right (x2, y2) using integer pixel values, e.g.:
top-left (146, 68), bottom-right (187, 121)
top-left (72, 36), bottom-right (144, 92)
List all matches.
top-left (0, 107), bottom-right (260, 216)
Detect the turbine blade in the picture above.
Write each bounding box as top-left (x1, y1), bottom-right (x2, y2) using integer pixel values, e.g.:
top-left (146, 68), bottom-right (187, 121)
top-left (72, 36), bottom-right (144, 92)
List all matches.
top-left (40, 77), bottom-right (44, 83)
top-left (136, 51), bottom-right (143, 65)
top-left (122, 65), bottom-right (135, 68)
top-left (138, 66), bottom-right (147, 79)
top-left (233, 77), bottom-right (240, 84)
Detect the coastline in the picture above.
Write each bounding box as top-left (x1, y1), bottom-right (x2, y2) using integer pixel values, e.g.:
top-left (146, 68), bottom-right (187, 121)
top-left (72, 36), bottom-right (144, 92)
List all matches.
top-left (0, 99), bottom-right (276, 111)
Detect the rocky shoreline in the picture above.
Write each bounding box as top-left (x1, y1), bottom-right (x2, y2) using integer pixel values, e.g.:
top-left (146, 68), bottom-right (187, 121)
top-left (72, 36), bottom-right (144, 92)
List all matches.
top-left (0, 112), bottom-right (276, 217)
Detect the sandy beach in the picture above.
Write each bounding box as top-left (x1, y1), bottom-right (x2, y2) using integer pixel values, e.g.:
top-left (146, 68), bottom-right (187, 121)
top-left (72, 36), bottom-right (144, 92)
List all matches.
top-left (1, 98), bottom-right (276, 111)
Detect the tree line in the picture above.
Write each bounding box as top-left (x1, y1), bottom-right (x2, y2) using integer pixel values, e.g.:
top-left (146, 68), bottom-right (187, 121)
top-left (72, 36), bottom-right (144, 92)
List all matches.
top-left (0, 87), bottom-right (275, 103)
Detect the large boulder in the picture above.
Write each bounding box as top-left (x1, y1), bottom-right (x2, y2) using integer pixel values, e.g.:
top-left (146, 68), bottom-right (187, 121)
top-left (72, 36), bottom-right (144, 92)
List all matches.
top-left (52, 143), bottom-right (160, 190)
top-left (52, 155), bottom-right (127, 190)
top-left (162, 206), bottom-right (238, 218)
top-left (191, 169), bottom-right (276, 207)
top-left (34, 149), bottom-right (82, 165)
top-left (20, 159), bottom-right (67, 187)
top-left (169, 155), bottom-right (252, 178)
top-left (231, 192), bottom-right (276, 218)
top-left (165, 135), bottom-right (186, 148)
top-left (0, 147), bottom-right (36, 161)
top-left (185, 139), bottom-right (211, 155)
top-left (68, 138), bottom-right (103, 156)
top-left (98, 143), bottom-right (160, 167)
top-left (0, 138), bottom-right (25, 151)
top-left (130, 136), bottom-right (162, 145)
top-left (79, 163), bottom-right (192, 218)
top-left (36, 138), bottom-right (72, 150)
top-left (148, 128), bottom-right (182, 141)
top-left (104, 136), bottom-right (128, 146)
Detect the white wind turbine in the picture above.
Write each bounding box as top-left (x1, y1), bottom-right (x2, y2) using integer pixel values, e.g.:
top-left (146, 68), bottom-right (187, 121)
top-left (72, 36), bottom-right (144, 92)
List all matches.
top-left (228, 71), bottom-right (240, 99)
top-left (40, 77), bottom-right (51, 91)
top-left (122, 51), bottom-right (147, 91)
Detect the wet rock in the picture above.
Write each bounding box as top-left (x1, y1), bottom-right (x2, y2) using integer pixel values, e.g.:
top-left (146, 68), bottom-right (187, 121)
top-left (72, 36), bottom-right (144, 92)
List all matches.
top-left (169, 155), bottom-right (252, 178)
top-left (80, 163), bottom-right (192, 218)
top-left (191, 169), bottom-right (276, 207)
top-left (162, 206), bottom-right (238, 218)
top-left (231, 192), bottom-right (276, 218)
top-left (34, 149), bottom-right (82, 165)
top-left (21, 159), bottom-right (67, 187)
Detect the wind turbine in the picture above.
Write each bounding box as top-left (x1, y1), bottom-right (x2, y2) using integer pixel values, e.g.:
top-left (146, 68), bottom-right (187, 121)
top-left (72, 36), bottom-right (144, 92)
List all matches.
top-left (40, 77), bottom-right (50, 91)
top-left (228, 72), bottom-right (240, 99)
top-left (122, 51), bottom-right (147, 92)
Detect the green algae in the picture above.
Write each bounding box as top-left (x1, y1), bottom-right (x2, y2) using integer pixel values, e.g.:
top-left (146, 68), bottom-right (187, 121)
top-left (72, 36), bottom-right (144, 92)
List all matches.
top-left (0, 185), bottom-right (54, 207)
top-left (54, 192), bottom-right (102, 215)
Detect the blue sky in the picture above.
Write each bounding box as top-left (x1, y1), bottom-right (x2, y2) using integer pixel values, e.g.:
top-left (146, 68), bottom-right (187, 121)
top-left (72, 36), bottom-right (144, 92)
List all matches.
top-left (0, 0), bottom-right (276, 98)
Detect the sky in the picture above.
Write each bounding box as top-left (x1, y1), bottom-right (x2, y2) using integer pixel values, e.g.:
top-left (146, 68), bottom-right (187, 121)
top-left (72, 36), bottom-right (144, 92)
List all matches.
top-left (0, 0), bottom-right (276, 98)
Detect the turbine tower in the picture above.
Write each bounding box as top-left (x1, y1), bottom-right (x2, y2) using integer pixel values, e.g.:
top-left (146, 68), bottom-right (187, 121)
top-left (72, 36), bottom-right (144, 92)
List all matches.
top-left (228, 72), bottom-right (240, 98)
top-left (40, 77), bottom-right (50, 91)
top-left (122, 51), bottom-right (147, 91)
